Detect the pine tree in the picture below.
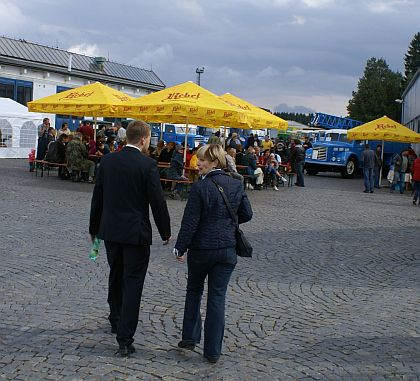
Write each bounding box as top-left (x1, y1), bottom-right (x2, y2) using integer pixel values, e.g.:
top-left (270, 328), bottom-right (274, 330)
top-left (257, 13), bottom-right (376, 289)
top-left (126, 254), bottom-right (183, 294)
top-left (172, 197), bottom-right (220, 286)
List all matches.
top-left (347, 57), bottom-right (402, 122)
top-left (403, 32), bottom-right (420, 88)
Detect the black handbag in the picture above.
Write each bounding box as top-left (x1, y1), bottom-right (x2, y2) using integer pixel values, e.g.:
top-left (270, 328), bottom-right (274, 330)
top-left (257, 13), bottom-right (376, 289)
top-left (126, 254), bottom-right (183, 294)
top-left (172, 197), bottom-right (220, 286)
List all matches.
top-left (211, 180), bottom-right (253, 258)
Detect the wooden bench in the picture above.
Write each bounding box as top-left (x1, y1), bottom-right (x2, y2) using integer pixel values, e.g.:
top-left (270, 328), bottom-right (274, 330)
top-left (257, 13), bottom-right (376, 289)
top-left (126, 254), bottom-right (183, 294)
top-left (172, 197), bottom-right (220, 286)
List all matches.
top-left (34, 160), bottom-right (67, 178)
top-left (159, 178), bottom-right (193, 201)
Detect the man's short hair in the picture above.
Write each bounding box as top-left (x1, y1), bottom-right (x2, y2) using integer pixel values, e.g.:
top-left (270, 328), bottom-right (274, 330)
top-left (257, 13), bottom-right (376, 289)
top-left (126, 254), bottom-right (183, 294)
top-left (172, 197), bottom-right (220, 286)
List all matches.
top-left (197, 144), bottom-right (226, 169)
top-left (126, 120), bottom-right (151, 144)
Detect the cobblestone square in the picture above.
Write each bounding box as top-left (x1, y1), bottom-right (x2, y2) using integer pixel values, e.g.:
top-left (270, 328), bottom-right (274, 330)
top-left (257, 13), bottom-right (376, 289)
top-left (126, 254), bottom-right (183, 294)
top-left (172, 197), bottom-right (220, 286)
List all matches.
top-left (0, 159), bottom-right (419, 381)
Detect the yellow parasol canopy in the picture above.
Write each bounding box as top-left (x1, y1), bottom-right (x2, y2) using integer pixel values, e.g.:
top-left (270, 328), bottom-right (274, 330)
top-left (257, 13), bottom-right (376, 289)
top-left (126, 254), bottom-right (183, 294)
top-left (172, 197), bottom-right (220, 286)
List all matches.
top-left (219, 93), bottom-right (288, 131)
top-left (119, 81), bottom-right (249, 128)
top-left (347, 116), bottom-right (420, 143)
top-left (28, 82), bottom-right (133, 116)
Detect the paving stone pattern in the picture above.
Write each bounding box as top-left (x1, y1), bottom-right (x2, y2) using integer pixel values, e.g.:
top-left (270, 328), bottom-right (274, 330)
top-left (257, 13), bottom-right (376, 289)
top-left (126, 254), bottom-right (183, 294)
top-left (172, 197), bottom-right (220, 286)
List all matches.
top-left (0, 159), bottom-right (419, 381)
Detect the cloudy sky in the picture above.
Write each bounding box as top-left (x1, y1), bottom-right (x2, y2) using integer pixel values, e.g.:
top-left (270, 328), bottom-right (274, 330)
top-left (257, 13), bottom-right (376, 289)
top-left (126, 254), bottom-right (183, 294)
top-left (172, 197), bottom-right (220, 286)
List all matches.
top-left (0, 0), bottom-right (418, 115)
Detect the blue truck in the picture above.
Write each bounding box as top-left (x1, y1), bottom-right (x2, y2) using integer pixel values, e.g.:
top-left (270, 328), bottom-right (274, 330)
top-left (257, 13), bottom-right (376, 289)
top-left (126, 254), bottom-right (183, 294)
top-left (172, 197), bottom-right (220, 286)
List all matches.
top-left (150, 123), bottom-right (205, 148)
top-left (304, 113), bottom-right (409, 178)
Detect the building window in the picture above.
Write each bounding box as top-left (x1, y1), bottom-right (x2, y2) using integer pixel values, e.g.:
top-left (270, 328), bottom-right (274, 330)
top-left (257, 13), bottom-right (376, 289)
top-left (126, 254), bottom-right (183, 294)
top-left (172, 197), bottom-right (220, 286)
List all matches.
top-left (0, 78), bottom-right (33, 106)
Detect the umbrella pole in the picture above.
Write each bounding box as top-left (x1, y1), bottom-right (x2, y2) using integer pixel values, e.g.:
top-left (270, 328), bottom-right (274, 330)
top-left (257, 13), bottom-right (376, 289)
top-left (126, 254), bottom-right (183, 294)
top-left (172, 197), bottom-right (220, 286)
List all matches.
top-left (379, 140), bottom-right (384, 187)
top-left (183, 121), bottom-right (189, 176)
top-left (223, 125), bottom-right (227, 149)
top-left (94, 116), bottom-right (97, 142)
top-left (160, 123), bottom-right (164, 141)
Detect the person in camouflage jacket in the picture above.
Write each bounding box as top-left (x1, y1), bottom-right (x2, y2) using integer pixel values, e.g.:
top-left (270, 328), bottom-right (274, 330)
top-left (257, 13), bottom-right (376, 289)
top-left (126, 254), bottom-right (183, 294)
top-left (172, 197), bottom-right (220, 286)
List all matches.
top-left (66, 134), bottom-right (95, 182)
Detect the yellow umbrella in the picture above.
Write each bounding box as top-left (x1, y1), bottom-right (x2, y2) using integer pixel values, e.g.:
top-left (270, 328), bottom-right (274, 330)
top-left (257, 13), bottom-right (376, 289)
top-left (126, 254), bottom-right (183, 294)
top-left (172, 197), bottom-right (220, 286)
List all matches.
top-left (28, 82), bottom-right (133, 140)
top-left (28, 82), bottom-right (133, 116)
top-left (120, 81), bottom-right (250, 169)
top-left (347, 115), bottom-right (420, 142)
top-left (121, 81), bottom-right (248, 128)
top-left (348, 115), bottom-right (420, 186)
top-left (219, 93), bottom-right (288, 131)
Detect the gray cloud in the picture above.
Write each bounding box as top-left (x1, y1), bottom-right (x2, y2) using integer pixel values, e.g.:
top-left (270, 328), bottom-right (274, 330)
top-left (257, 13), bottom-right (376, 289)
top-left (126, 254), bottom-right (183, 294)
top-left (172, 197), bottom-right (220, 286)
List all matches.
top-left (3, 0), bottom-right (419, 115)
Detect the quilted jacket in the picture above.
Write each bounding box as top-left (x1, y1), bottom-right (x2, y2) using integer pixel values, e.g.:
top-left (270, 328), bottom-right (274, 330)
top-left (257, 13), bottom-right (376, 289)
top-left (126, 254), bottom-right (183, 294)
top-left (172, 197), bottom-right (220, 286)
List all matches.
top-left (175, 170), bottom-right (253, 255)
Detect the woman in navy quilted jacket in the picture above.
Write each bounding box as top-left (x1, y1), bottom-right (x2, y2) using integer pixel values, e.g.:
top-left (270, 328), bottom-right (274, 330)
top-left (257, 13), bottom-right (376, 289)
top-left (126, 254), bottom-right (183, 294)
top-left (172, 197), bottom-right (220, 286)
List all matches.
top-left (173, 144), bottom-right (253, 364)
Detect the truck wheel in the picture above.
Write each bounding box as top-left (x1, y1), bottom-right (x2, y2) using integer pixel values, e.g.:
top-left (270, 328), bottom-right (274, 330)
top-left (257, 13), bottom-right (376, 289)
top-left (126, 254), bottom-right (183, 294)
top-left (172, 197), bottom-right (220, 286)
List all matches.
top-left (306, 169), bottom-right (318, 176)
top-left (341, 158), bottom-right (357, 178)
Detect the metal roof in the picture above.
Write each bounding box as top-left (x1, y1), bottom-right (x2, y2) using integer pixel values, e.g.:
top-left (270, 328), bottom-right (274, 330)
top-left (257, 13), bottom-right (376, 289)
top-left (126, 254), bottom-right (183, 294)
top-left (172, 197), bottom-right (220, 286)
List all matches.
top-left (402, 67), bottom-right (420, 98)
top-left (0, 36), bottom-right (165, 89)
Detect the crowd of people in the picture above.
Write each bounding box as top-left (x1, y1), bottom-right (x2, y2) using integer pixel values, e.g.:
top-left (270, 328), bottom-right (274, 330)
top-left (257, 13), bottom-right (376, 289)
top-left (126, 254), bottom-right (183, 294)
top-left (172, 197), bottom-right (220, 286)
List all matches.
top-left (361, 143), bottom-right (420, 205)
top-left (157, 132), bottom-right (307, 198)
top-left (36, 120), bottom-right (308, 192)
top-left (36, 119), bottom-right (128, 182)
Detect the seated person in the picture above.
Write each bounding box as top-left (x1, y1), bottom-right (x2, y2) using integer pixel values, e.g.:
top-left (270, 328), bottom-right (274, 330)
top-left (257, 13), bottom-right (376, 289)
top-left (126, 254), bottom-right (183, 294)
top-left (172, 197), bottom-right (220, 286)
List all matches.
top-left (259, 149), bottom-right (270, 166)
top-left (162, 144), bottom-right (189, 198)
top-left (235, 144), bottom-right (244, 165)
top-left (242, 146), bottom-right (264, 190)
top-left (159, 141), bottom-right (176, 162)
top-left (265, 153), bottom-right (287, 191)
top-left (225, 147), bottom-right (244, 183)
top-left (90, 138), bottom-right (110, 156)
top-left (66, 134), bottom-right (95, 183)
top-left (106, 136), bottom-right (117, 153)
top-left (188, 147), bottom-right (199, 182)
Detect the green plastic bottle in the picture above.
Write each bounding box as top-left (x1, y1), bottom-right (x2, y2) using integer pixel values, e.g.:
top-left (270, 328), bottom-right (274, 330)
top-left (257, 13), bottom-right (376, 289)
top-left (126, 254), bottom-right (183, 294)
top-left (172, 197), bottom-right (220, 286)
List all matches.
top-left (89, 238), bottom-right (101, 261)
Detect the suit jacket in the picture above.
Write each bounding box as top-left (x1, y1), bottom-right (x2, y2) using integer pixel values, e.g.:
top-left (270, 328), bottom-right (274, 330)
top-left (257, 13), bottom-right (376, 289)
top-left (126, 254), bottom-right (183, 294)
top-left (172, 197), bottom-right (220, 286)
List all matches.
top-left (89, 146), bottom-right (171, 246)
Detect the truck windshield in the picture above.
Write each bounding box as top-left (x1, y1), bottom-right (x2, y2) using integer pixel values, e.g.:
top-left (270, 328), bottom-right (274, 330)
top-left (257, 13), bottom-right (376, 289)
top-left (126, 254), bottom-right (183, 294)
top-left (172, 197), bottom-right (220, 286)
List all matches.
top-left (325, 133), bottom-right (348, 142)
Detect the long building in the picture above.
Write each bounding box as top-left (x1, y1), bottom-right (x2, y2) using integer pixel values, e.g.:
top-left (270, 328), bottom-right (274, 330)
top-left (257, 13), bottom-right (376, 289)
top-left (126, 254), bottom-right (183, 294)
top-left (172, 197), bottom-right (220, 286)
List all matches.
top-left (402, 68), bottom-right (420, 155)
top-left (0, 36), bottom-right (165, 129)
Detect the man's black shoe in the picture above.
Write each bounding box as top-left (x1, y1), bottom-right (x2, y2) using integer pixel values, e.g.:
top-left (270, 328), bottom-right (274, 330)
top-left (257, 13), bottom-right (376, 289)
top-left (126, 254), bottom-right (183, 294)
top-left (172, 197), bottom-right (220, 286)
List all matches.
top-left (116, 344), bottom-right (135, 357)
top-left (178, 340), bottom-right (195, 350)
top-left (363, 190), bottom-right (369, 193)
top-left (204, 354), bottom-right (219, 364)
top-left (413, 200), bottom-right (417, 205)
top-left (370, 190), bottom-right (374, 193)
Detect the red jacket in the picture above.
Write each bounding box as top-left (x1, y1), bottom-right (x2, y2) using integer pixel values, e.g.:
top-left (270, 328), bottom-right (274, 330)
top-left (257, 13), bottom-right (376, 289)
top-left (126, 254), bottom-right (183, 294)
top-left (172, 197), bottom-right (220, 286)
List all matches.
top-left (412, 157), bottom-right (420, 182)
top-left (78, 125), bottom-right (94, 139)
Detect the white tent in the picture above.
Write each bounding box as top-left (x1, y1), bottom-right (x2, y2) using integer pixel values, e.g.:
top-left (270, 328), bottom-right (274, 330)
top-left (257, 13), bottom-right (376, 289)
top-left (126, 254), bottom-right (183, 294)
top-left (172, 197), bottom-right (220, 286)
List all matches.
top-left (0, 98), bottom-right (43, 158)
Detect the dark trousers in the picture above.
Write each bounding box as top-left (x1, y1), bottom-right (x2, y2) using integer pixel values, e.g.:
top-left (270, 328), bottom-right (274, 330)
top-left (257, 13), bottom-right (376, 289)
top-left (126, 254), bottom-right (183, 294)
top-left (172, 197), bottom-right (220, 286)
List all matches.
top-left (182, 247), bottom-right (236, 359)
top-left (374, 166), bottom-right (381, 188)
top-left (105, 241), bottom-right (150, 347)
top-left (413, 181), bottom-right (420, 202)
top-left (296, 161), bottom-right (305, 186)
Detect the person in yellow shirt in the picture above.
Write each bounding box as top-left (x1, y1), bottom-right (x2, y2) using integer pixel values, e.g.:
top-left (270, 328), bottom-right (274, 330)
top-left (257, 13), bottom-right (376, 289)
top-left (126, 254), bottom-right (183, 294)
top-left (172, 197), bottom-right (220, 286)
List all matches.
top-left (261, 135), bottom-right (274, 151)
top-left (188, 147), bottom-right (199, 182)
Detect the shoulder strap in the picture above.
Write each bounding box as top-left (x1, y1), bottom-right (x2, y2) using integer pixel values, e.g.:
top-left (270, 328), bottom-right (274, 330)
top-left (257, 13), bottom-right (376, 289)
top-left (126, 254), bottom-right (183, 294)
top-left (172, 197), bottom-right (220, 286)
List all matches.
top-left (210, 179), bottom-right (239, 228)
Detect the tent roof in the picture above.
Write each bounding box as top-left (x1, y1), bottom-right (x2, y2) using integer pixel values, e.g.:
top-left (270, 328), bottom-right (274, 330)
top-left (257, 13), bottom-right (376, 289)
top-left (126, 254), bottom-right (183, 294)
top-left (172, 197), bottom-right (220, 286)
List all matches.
top-left (0, 97), bottom-right (30, 113)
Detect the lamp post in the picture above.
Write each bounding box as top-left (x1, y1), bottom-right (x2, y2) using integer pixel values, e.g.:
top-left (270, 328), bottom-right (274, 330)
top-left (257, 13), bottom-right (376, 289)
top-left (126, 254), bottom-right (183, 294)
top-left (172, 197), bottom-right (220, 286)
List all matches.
top-left (395, 98), bottom-right (404, 124)
top-left (196, 67), bottom-right (204, 86)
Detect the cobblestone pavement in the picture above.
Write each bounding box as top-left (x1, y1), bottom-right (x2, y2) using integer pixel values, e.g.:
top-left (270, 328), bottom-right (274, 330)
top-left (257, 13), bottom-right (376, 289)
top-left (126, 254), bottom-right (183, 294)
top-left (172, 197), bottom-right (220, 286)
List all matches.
top-left (0, 159), bottom-right (419, 381)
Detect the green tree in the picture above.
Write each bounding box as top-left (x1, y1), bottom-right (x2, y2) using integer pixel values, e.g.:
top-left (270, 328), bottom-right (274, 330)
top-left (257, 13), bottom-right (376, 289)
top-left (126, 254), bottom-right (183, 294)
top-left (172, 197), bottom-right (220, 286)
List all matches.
top-left (403, 32), bottom-right (420, 88)
top-left (347, 57), bottom-right (402, 122)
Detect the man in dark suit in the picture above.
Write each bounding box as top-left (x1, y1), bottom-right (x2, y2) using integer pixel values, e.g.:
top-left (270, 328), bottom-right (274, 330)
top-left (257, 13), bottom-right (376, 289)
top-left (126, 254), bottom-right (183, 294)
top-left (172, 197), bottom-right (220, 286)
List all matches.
top-left (89, 120), bottom-right (171, 357)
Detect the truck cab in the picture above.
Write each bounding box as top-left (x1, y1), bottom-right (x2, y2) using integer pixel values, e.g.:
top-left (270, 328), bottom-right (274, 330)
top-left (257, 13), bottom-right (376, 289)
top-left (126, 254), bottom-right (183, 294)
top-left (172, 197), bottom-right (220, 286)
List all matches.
top-left (305, 129), bottom-right (410, 178)
top-left (305, 129), bottom-right (363, 178)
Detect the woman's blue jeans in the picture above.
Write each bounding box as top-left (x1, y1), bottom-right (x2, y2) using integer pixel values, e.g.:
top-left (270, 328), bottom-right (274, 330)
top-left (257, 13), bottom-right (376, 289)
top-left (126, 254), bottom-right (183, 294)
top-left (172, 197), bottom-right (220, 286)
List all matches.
top-left (182, 247), bottom-right (236, 359)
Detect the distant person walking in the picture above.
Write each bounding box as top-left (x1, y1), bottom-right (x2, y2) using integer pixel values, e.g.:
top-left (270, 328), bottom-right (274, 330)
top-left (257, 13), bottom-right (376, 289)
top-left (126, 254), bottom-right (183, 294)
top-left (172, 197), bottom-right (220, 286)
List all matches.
top-left (89, 120), bottom-right (171, 357)
top-left (290, 139), bottom-right (305, 187)
top-left (373, 145), bottom-right (382, 189)
top-left (361, 144), bottom-right (375, 193)
top-left (411, 156), bottom-right (420, 206)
